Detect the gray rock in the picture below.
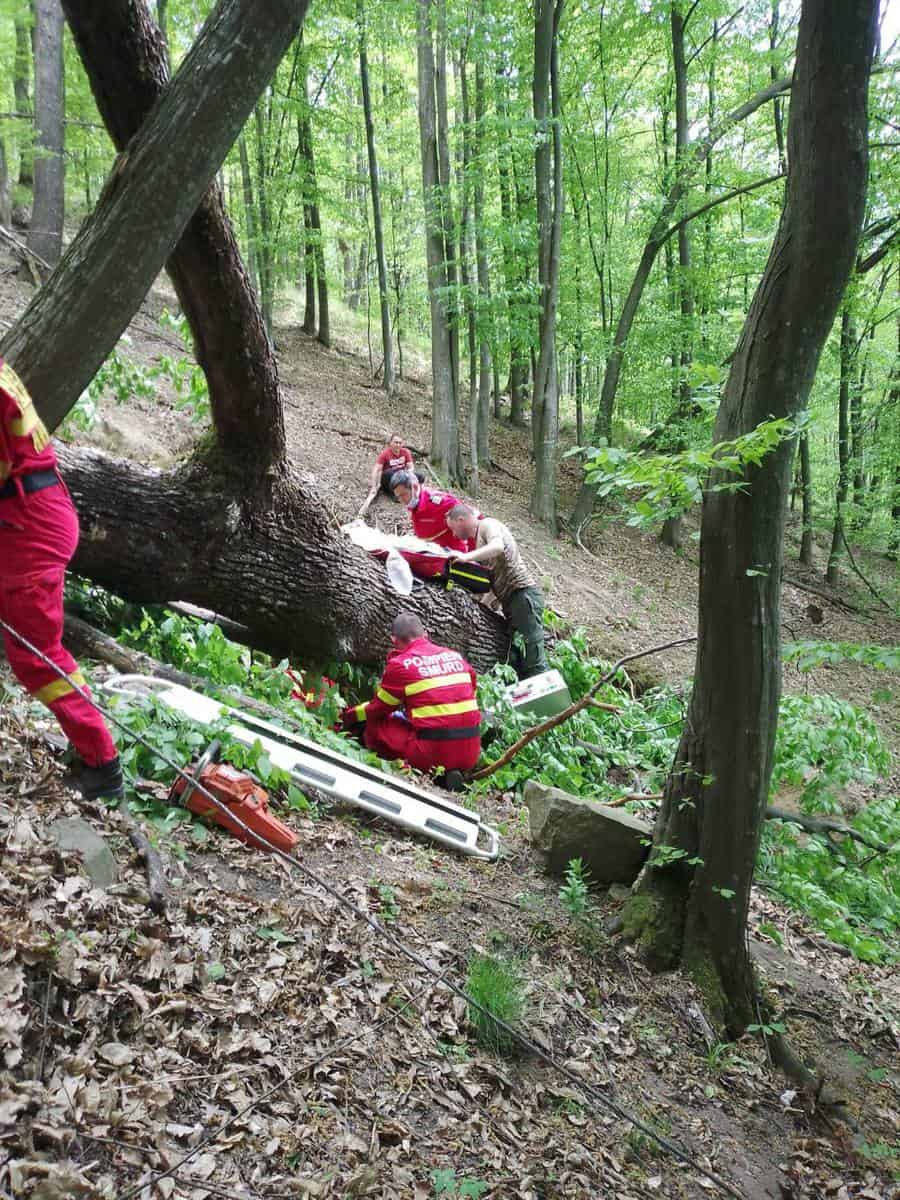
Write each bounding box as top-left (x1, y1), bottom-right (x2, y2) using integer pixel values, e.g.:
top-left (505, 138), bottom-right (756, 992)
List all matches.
top-left (50, 818), bottom-right (118, 889)
top-left (524, 780), bottom-right (652, 886)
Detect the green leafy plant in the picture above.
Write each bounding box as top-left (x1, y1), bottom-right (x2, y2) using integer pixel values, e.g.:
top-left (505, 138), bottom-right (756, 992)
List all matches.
top-left (431, 1168), bottom-right (490, 1198)
top-left (465, 953), bottom-right (525, 1056)
top-left (559, 857), bottom-right (591, 917)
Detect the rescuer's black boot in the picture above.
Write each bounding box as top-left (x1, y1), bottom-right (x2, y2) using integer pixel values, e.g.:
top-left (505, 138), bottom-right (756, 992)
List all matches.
top-left (63, 755), bottom-right (125, 802)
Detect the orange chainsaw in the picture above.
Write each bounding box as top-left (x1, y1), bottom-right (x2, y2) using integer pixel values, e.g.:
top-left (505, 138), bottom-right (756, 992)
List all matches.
top-left (169, 739), bottom-right (299, 853)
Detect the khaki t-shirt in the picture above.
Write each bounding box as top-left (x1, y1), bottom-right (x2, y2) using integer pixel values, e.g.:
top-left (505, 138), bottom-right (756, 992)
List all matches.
top-left (476, 517), bottom-right (534, 605)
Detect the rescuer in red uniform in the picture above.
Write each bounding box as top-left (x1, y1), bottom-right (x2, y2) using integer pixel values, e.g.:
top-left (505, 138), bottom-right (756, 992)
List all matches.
top-left (340, 613), bottom-right (481, 785)
top-left (0, 358), bottom-right (123, 800)
top-left (390, 471), bottom-right (473, 553)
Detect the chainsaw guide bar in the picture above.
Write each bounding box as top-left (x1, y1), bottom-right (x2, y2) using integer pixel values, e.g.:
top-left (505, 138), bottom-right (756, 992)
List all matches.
top-left (102, 675), bottom-right (500, 860)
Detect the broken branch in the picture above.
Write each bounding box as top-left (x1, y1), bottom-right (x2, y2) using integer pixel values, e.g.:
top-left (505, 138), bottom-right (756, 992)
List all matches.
top-left (471, 636), bottom-right (697, 781)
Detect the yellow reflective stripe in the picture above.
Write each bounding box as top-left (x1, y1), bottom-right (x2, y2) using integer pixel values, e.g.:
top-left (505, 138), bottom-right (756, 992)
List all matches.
top-left (410, 699), bottom-right (479, 720)
top-left (354, 703), bottom-right (368, 721)
top-left (376, 687), bottom-right (402, 707)
top-left (452, 568), bottom-right (488, 584)
top-left (34, 671), bottom-right (86, 705)
top-left (0, 461), bottom-right (10, 482)
top-left (9, 406), bottom-right (40, 437)
top-left (405, 671), bottom-right (471, 697)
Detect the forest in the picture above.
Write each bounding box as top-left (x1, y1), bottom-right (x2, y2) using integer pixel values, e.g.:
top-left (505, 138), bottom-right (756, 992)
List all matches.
top-left (0, 0), bottom-right (898, 1198)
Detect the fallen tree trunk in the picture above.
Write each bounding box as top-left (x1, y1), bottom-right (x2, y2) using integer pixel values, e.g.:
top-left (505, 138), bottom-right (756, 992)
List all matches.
top-left (765, 805), bottom-right (888, 853)
top-left (60, 446), bottom-right (510, 672)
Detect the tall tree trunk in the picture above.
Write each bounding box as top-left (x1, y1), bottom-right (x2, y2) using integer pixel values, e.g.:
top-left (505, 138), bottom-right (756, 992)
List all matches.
top-left (435, 0), bottom-right (460, 402)
top-left (458, 49), bottom-right (479, 486)
top-left (798, 432), bottom-right (814, 564)
top-left (417, 0), bottom-right (462, 482)
top-left (530, 0), bottom-right (564, 534)
top-left (237, 134), bottom-right (260, 296)
top-left (659, 2), bottom-right (695, 553)
top-left (302, 102), bottom-right (330, 349)
top-left (569, 73), bottom-right (792, 529)
top-left (2, 0), bottom-right (306, 462)
top-left (302, 201), bottom-right (317, 334)
top-left (0, 139), bottom-right (12, 228)
top-left (57, 0), bottom-right (285, 476)
top-left (826, 306), bottom-right (853, 584)
top-left (473, 31), bottom-right (492, 470)
top-left (495, 62), bottom-right (526, 426)
top-left (14, 13), bottom-right (33, 188)
top-left (358, 0), bottom-right (394, 394)
top-left (623, 0), bottom-right (875, 1034)
top-left (770, 0), bottom-right (786, 170)
top-left (254, 103), bottom-right (275, 333)
top-left (28, 0), bottom-right (65, 269)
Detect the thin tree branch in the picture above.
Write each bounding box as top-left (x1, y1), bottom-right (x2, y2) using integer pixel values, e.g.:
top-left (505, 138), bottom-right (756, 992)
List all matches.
top-left (660, 171), bottom-right (784, 244)
top-left (471, 636), bottom-right (697, 781)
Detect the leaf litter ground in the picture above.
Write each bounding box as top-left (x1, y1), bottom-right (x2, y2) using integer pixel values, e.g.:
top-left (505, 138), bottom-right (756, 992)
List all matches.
top-left (1, 683), bottom-right (898, 1200)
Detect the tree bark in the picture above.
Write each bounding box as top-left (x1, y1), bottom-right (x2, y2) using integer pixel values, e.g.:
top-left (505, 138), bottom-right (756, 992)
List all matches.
top-left (57, 445), bottom-right (509, 672)
top-left (0, 140), bottom-right (11, 229)
top-left (530, 0), bottom-right (564, 534)
top-left (28, 0), bottom-right (65, 269)
top-left (495, 62), bottom-right (526, 427)
top-left (434, 0), bottom-right (460, 403)
top-left (358, 0), bottom-right (394, 395)
top-left (14, 13), bottom-right (33, 187)
top-left (2, 0), bottom-right (306, 449)
top-left (623, 0), bottom-right (876, 1035)
top-left (798, 431), bottom-right (814, 565)
top-left (473, 35), bottom-right (492, 470)
top-left (253, 103), bottom-right (275, 333)
top-left (300, 92), bottom-right (330, 350)
top-left (52, 0), bottom-right (286, 477)
top-left (826, 306), bottom-right (853, 585)
top-left (570, 73), bottom-right (793, 530)
top-left (417, 0), bottom-right (462, 482)
top-left (237, 134), bottom-right (260, 296)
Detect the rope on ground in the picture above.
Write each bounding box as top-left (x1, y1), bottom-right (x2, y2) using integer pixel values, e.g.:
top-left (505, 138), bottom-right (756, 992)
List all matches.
top-left (0, 613), bottom-right (742, 1200)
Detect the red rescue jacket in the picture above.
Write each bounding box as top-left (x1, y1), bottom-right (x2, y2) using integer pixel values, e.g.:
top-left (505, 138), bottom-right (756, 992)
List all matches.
top-left (408, 486), bottom-right (471, 552)
top-left (353, 636), bottom-right (481, 744)
top-left (0, 358), bottom-right (56, 488)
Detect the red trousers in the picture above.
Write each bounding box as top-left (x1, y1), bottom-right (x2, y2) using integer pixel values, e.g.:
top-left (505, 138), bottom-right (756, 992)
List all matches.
top-left (364, 711), bottom-right (480, 774)
top-left (0, 484), bottom-right (117, 767)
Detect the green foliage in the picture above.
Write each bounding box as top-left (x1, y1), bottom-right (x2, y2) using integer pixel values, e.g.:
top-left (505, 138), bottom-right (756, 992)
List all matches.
top-left (783, 641), bottom-right (900, 673)
top-left (60, 313), bottom-right (210, 437)
top-left (465, 954), bottom-right (524, 1057)
top-left (559, 857), bottom-right (591, 917)
top-left (570, 416), bottom-right (799, 530)
top-left (758, 797), bottom-right (900, 963)
top-left (771, 694), bottom-right (890, 814)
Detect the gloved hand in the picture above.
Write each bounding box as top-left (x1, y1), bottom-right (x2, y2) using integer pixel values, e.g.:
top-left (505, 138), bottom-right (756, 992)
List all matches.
top-left (339, 705), bottom-right (365, 729)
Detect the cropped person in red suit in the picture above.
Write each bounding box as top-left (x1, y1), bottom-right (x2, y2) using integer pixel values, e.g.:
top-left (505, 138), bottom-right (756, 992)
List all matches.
top-left (0, 358), bottom-right (123, 800)
top-left (340, 612), bottom-right (481, 787)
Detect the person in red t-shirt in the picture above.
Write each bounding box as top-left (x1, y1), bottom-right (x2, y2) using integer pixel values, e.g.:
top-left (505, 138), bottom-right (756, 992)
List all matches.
top-left (339, 612), bottom-right (481, 785)
top-left (389, 472), bottom-right (474, 552)
top-left (0, 357), bottom-right (123, 801)
top-left (359, 433), bottom-right (424, 516)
